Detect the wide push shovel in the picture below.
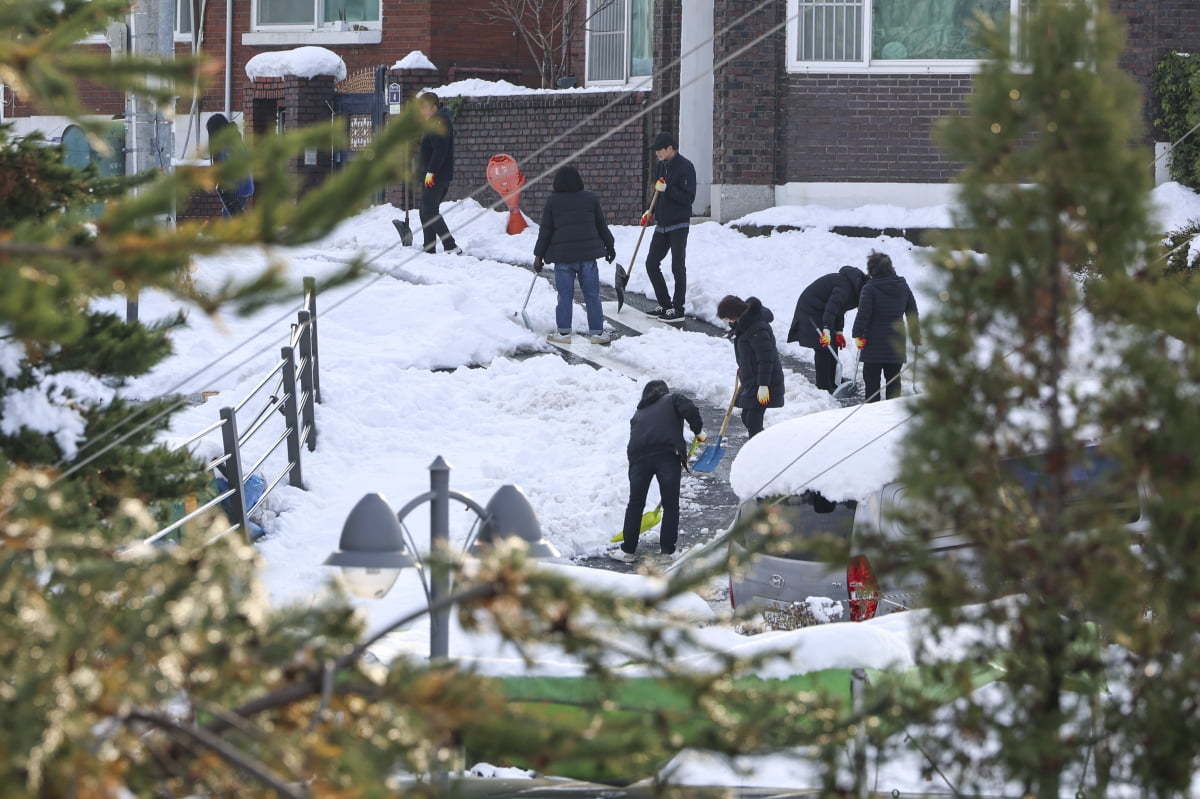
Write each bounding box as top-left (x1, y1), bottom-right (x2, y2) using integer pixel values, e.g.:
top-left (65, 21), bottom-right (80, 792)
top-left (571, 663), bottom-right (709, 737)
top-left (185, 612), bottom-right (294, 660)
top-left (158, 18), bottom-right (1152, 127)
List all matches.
top-left (693, 377), bottom-right (740, 473)
top-left (614, 190), bottom-right (660, 311)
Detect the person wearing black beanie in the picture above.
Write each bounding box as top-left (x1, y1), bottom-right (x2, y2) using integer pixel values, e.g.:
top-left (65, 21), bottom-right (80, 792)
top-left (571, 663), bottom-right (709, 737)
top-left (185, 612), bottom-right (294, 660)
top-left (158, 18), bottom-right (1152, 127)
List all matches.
top-left (717, 295), bottom-right (785, 438)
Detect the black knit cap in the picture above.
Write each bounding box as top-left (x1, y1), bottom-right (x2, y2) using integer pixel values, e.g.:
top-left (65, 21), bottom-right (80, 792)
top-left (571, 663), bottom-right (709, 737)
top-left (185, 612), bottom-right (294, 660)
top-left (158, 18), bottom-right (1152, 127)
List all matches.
top-left (649, 131), bottom-right (677, 150)
top-left (716, 295), bottom-right (748, 320)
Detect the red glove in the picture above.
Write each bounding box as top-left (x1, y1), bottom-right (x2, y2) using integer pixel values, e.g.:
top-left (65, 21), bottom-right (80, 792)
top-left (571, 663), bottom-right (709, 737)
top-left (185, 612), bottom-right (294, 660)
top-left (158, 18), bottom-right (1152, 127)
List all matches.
top-left (818, 328), bottom-right (831, 348)
top-left (640, 211), bottom-right (652, 226)
top-left (835, 332), bottom-right (847, 349)
top-left (855, 337), bottom-right (867, 350)
top-left (424, 172), bottom-right (435, 188)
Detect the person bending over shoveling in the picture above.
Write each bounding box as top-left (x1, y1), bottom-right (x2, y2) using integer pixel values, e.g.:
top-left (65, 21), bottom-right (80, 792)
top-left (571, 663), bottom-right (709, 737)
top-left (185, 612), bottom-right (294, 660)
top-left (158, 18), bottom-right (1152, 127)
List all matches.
top-left (608, 380), bottom-right (704, 564)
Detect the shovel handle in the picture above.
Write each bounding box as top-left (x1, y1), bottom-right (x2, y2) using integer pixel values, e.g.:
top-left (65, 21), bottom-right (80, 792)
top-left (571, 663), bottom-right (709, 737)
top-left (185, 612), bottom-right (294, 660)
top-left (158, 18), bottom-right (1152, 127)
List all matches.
top-left (622, 189), bottom-right (660, 284)
top-left (717, 376), bottom-right (740, 438)
top-left (520, 269), bottom-right (538, 311)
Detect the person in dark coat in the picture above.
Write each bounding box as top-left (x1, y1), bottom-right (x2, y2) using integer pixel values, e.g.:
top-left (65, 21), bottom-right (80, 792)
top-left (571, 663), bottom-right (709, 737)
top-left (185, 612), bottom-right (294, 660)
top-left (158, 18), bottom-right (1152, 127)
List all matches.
top-left (206, 113), bottom-right (254, 217)
top-left (717, 295), bottom-right (786, 438)
top-left (533, 165), bottom-right (617, 343)
top-left (416, 92), bottom-right (460, 254)
top-left (851, 251), bottom-right (921, 402)
top-left (609, 380), bottom-right (705, 563)
top-left (642, 131), bottom-right (697, 323)
top-left (786, 265), bottom-right (868, 393)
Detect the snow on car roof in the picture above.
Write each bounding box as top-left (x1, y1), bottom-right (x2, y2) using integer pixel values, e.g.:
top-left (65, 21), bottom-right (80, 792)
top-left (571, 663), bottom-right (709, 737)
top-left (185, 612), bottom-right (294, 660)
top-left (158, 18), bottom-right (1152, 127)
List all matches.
top-left (728, 396), bottom-right (916, 503)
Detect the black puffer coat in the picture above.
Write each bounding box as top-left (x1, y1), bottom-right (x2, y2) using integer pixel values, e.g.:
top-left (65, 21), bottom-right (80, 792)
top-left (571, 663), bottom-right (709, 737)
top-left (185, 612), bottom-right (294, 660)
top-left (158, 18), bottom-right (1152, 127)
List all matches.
top-left (786, 266), bottom-right (867, 347)
top-left (729, 297), bottom-right (785, 410)
top-left (533, 168), bottom-right (616, 264)
top-left (851, 274), bottom-right (922, 363)
top-left (627, 380), bottom-right (703, 463)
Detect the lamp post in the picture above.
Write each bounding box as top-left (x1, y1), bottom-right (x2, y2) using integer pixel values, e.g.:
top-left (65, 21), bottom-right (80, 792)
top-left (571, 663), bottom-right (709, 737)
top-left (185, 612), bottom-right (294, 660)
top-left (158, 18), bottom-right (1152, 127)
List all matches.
top-left (324, 455), bottom-right (558, 659)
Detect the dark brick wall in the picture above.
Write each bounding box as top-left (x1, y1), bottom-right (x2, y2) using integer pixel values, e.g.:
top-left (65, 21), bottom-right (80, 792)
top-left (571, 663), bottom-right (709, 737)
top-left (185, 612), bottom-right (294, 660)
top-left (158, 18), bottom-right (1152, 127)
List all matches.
top-left (1111, 0), bottom-right (1200, 139)
top-left (651, 0), bottom-right (682, 139)
top-left (784, 74), bottom-right (972, 183)
top-left (711, 0), bottom-right (783, 185)
top-left (439, 90), bottom-right (652, 224)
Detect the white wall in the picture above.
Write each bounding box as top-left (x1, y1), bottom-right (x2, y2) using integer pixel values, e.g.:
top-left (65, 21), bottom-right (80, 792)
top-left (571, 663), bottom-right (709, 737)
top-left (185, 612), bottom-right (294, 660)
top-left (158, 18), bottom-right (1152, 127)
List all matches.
top-left (679, 0), bottom-right (714, 217)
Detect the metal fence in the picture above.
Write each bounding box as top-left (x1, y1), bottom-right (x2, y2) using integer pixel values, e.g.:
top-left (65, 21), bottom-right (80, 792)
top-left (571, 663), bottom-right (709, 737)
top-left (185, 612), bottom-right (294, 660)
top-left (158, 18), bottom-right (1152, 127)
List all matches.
top-left (145, 277), bottom-right (321, 546)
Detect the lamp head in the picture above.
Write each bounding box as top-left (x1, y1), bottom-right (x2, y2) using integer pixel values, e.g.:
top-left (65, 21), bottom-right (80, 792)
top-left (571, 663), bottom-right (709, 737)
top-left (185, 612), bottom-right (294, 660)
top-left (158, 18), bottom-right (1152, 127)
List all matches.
top-left (470, 484), bottom-right (560, 559)
top-left (324, 493), bottom-right (416, 599)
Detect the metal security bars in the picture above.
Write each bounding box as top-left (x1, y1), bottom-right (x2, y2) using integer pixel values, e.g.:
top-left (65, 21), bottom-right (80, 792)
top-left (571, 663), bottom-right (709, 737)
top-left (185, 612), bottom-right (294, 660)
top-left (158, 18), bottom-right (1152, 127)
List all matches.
top-left (796, 0), bottom-right (864, 62)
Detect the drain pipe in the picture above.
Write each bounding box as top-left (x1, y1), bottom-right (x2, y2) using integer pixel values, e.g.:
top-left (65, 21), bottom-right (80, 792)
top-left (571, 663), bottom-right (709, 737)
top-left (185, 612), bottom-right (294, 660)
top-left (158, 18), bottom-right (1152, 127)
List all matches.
top-left (224, 0), bottom-right (233, 115)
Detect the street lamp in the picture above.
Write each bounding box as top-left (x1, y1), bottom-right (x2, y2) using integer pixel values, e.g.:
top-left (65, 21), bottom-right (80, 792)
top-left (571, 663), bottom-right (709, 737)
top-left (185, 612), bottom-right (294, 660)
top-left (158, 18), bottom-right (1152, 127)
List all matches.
top-left (324, 455), bottom-right (559, 659)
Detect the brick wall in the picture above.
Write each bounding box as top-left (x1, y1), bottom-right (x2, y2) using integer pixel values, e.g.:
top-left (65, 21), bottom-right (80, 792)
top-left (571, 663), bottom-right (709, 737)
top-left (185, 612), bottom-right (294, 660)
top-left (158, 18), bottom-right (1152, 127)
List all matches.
top-left (439, 90), bottom-right (652, 224)
top-left (1111, 0), bottom-right (1200, 139)
top-left (651, 0), bottom-right (682, 138)
top-left (784, 75), bottom-right (972, 183)
top-left (711, 0), bottom-right (782, 185)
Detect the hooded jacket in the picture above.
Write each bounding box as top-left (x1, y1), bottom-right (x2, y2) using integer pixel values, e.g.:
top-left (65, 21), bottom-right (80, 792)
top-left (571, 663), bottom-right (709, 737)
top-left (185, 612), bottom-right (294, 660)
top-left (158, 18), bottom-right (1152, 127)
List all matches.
top-left (627, 380), bottom-right (703, 463)
top-left (533, 167), bottom-right (616, 264)
top-left (786, 266), bottom-right (867, 347)
top-left (851, 273), bottom-right (921, 363)
top-left (728, 297), bottom-right (786, 410)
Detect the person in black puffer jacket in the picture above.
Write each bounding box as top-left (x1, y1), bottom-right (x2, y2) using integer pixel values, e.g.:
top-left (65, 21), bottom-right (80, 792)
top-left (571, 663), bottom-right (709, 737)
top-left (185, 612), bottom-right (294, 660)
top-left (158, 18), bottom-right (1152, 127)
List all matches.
top-left (717, 295), bottom-right (786, 438)
top-left (851, 251), bottom-right (921, 402)
top-left (533, 164), bottom-right (617, 342)
top-left (416, 92), bottom-right (460, 254)
top-left (786, 265), bottom-right (868, 393)
top-left (609, 380), bottom-right (704, 562)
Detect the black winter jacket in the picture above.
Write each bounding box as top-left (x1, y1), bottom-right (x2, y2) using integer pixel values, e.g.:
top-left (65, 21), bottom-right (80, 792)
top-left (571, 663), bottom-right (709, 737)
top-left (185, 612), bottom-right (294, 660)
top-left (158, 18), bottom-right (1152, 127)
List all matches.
top-left (627, 386), bottom-right (703, 463)
top-left (418, 107), bottom-right (455, 182)
top-left (729, 297), bottom-right (786, 410)
top-left (786, 266), bottom-right (867, 347)
top-left (851, 274), bottom-right (921, 363)
top-left (533, 190), bottom-right (616, 264)
top-left (650, 153), bottom-right (697, 228)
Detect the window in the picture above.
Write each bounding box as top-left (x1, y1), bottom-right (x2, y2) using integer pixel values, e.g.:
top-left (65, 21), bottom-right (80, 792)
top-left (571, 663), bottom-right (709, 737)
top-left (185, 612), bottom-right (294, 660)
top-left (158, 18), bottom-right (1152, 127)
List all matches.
top-left (255, 0), bottom-right (380, 28)
top-left (586, 0), bottom-right (653, 84)
top-left (176, 0), bottom-right (192, 36)
top-left (787, 0), bottom-right (1018, 71)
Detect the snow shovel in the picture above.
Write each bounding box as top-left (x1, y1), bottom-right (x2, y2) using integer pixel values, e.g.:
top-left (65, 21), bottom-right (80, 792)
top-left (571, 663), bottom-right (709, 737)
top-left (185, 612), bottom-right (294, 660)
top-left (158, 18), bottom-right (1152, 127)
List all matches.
top-left (832, 347), bottom-right (860, 400)
top-left (693, 376), bottom-right (740, 473)
top-left (517, 270), bottom-right (538, 331)
top-left (614, 190), bottom-right (660, 311)
top-left (610, 438), bottom-right (702, 542)
top-left (392, 180), bottom-right (414, 246)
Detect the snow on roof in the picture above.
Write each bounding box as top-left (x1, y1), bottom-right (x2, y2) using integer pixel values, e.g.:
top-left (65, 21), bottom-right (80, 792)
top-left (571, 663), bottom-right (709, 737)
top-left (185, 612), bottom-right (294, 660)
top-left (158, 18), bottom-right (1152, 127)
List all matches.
top-left (246, 46), bottom-right (347, 82)
top-left (391, 50), bottom-right (437, 71)
top-left (728, 397), bottom-right (916, 503)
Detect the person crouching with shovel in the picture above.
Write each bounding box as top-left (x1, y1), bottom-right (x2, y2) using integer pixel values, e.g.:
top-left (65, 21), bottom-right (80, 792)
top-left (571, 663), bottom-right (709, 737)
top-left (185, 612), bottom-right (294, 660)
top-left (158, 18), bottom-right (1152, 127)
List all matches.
top-left (608, 380), bottom-right (704, 565)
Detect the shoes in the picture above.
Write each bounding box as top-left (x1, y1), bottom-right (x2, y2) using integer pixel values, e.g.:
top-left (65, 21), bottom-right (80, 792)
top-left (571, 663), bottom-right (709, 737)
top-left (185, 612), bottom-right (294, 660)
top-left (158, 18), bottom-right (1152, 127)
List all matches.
top-left (585, 331), bottom-right (612, 346)
top-left (446, 246), bottom-right (463, 255)
top-left (547, 331), bottom-right (572, 344)
top-left (660, 308), bottom-right (685, 324)
top-left (607, 548), bottom-right (638, 564)
top-left (659, 551), bottom-right (681, 565)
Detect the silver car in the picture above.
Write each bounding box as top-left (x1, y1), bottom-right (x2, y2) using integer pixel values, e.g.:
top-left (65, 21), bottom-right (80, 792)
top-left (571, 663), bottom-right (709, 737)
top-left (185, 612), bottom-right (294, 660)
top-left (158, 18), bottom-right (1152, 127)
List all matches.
top-left (727, 442), bottom-right (1145, 623)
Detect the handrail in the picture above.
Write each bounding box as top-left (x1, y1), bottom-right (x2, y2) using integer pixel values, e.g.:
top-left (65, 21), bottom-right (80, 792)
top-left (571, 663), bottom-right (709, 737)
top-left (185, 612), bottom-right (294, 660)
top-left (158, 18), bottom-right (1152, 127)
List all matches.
top-left (146, 279), bottom-right (321, 546)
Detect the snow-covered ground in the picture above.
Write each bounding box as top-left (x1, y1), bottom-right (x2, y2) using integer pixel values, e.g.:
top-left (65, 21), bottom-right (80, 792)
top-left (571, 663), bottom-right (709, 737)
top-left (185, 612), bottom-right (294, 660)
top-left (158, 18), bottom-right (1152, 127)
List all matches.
top-left (76, 182), bottom-right (1200, 793)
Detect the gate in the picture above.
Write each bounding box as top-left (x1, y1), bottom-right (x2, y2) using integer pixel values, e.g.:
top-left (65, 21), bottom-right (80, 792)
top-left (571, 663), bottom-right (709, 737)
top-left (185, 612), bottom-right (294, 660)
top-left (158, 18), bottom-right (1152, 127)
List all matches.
top-left (332, 65), bottom-right (387, 198)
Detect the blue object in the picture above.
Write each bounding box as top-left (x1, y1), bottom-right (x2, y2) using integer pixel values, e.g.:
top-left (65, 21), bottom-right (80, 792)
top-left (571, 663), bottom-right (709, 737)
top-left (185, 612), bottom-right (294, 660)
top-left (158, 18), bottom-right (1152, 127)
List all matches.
top-left (214, 473), bottom-right (267, 541)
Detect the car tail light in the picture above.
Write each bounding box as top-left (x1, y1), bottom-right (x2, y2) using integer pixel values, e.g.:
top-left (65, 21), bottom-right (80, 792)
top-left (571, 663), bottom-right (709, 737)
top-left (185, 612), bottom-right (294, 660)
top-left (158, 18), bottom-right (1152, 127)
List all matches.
top-left (847, 555), bottom-right (880, 621)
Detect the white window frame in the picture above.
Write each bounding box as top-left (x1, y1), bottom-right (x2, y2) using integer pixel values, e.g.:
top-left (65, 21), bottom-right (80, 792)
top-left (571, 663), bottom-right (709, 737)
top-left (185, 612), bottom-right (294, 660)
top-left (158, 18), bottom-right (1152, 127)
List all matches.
top-left (585, 0), bottom-right (653, 87)
top-left (786, 0), bottom-right (1021, 74)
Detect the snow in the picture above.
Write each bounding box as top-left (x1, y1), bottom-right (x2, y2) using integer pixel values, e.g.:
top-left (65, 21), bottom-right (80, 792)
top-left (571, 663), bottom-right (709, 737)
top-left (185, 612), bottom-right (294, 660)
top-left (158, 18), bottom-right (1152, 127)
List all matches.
top-left (36, 179), bottom-right (1200, 792)
top-left (246, 46), bottom-right (347, 82)
top-left (391, 50), bottom-right (437, 71)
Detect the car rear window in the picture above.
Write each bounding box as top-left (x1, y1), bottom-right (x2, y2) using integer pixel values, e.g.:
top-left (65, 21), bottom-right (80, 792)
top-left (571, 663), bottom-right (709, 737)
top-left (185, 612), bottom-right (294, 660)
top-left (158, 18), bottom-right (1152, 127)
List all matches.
top-left (739, 491), bottom-right (858, 561)
top-left (1002, 448), bottom-right (1141, 525)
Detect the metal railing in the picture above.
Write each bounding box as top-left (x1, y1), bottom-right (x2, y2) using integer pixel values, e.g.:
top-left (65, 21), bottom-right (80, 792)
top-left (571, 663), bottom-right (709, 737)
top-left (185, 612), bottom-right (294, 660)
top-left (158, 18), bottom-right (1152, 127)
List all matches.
top-left (146, 277), bottom-right (321, 545)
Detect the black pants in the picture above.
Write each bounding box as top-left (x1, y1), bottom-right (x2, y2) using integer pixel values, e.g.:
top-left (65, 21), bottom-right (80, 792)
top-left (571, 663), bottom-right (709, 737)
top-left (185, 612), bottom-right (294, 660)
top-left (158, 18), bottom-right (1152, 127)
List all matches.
top-left (419, 181), bottom-right (457, 252)
top-left (621, 451), bottom-right (682, 555)
top-left (644, 227), bottom-right (689, 313)
top-left (814, 345), bottom-right (840, 391)
top-left (740, 404), bottom-right (766, 438)
top-left (863, 362), bottom-right (902, 402)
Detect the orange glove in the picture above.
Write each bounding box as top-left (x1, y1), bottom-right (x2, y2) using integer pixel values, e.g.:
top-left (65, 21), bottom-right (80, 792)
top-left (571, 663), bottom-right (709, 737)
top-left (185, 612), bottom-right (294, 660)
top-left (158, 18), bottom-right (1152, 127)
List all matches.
top-left (424, 172), bottom-right (435, 187)
top-left (818, 328), bottom-right (831, 348)
top-left (654, 178), bottom-right (667, 193)
top-left (855, 337), bottom-right (867, 350)
top-left (640, 211), bottom-right (652, 226)
top-left (757, 386), bottom-right (770, 405)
